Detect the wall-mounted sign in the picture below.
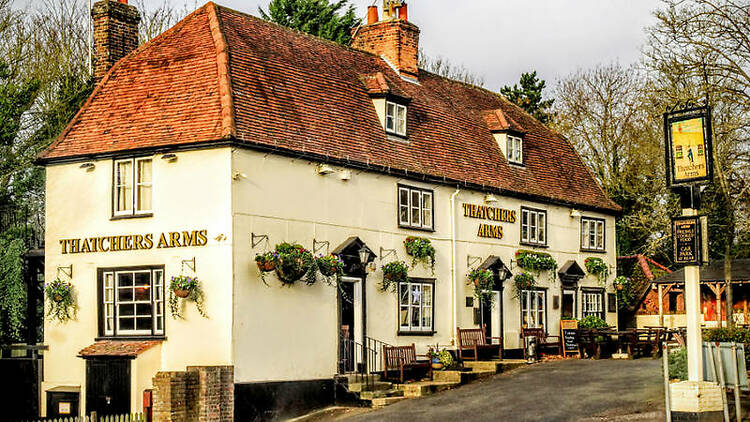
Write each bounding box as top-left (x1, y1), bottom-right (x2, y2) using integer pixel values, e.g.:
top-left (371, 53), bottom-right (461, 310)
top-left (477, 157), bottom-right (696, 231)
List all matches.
top-left (58, 402), bottom-right (71, 415)
top-left (59, 230), bottom-right (208, 255)
top-left (672, 217), bottom-right (702, 265)
top-left (664, 106), bottom-right (713, 187)
top-left (462, 203), bottom-right (516, 240)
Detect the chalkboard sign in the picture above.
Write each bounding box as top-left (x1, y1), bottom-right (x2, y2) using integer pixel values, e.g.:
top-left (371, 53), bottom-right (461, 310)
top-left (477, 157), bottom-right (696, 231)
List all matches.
top-left (673, 216), bottom-right (702, 265)
top-left (560, 319), bottom-right (580, 358)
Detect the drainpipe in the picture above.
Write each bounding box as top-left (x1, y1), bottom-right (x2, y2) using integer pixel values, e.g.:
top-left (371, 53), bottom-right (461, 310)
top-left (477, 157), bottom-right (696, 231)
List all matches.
top-left (450, 187), bottom-right (461, 345)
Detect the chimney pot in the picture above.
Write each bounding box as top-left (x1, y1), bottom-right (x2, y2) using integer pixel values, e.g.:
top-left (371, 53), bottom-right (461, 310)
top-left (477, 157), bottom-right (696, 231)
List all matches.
top-left (367, 6), bottom-right (379, 25)
top-left (398, 3), bottom-right (408, 21)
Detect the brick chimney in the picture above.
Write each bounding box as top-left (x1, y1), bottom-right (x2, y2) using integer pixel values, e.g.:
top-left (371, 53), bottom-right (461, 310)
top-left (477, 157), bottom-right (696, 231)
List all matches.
top-left (91, 0), bottom-right (141, 82)
top-left (351, 1), bottom-right (420, 80)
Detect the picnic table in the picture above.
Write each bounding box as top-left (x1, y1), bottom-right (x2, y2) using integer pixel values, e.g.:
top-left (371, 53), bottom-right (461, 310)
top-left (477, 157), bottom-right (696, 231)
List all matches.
top-left (576, 327), bottom-right (666, 359)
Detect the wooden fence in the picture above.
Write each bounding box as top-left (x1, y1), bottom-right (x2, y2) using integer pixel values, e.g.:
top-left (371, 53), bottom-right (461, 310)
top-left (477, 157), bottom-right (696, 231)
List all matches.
top-left (19, 413), bottom-right (145, 422)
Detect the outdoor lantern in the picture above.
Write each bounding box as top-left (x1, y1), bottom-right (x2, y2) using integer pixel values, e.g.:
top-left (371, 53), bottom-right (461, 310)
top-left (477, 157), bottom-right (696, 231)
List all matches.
top-left (358, 247), bottom-right (371, 265)
top-left (498, 264), bottom-right (510, 281)
top-left (484, 193), bottom-right (499, 204)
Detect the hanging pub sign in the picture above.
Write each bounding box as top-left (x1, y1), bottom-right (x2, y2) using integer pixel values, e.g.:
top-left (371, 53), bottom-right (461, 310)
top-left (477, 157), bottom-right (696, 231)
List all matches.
top-left (664, 105), bottom-right (713, 188)
top-left (672, 216), bottom-right (702, 265)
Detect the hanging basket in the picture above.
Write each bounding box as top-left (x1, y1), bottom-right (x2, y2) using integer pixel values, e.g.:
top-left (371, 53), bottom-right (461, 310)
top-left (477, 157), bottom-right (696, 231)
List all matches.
top-left (53, 294), bottom-right (64, 303)
top-left (256, 260), bottom-right (276, 272)
top-left (173, 288), bottom-right (191, 298)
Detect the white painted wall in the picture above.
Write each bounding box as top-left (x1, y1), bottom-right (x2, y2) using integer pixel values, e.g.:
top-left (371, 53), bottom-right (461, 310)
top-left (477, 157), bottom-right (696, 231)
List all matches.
top-left (42, 148), bottom-right (234, 415)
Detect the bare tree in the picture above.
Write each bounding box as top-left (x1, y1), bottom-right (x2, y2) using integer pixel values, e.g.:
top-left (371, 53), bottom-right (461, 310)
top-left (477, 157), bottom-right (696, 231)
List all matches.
top-left (553, 63), bottom-right (672, 258)
top-left (418, 49), bottom-right (485, 87)
top-left (645, 0), bottom-right (750, 327)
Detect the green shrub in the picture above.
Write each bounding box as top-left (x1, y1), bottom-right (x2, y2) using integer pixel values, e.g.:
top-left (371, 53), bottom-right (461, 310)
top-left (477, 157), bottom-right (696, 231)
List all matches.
top-left (668, 347), bottom-right (688, 381)
top-left (578, 315), bottom-right (609, 329)
top-left (702, 327), bottom-right (750, 365)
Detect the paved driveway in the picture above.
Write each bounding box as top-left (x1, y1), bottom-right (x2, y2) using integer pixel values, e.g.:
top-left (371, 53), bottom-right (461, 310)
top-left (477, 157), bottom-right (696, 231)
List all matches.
top-left (344, 359), bottom-right (665, 422)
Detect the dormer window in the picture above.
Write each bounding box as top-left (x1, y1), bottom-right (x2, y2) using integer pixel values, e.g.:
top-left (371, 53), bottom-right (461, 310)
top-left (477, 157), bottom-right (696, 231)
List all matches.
top-left (386, 101), bottom-right (407, 136)
top-left (507, 135), bottom-right (523, 165)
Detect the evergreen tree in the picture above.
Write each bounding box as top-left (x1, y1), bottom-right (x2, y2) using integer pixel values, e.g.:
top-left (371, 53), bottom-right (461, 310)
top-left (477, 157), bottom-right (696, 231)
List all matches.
top-left (501, 71), bottom-right (555, 124)
top-left (259, 0), bottom-right (361, 45)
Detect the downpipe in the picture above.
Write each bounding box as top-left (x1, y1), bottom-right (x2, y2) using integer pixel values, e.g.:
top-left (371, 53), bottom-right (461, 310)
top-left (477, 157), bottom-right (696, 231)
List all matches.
top-left (450, 187), bottom-right (460, 345)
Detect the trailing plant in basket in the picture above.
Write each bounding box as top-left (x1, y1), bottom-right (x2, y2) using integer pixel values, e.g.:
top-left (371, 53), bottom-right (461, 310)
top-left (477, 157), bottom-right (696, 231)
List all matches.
top-left (381, 261), bottom-right (408, 292)
top-left (515, 250), bottom-right (557, 276)
top-left (255, 251), bottom-right (278, 285)
top-left (584, 257), bottom-right (609, 285)
top-left (274, 242), bottom-right (316, 285)
top-left (513, 271), bottom-right (536, 299)
top-left (467, 268), bottom-right (495, 305)
top-left (169, 275), bottom-right (207, 319)
top-left (45, 278), bottom-right (77, 322)
top-left (404, 236), bottom-right (435, 273)
top-left (614, 276), bottom-right (635, 310)
top-left (317, 254), bottom-right (344, 286)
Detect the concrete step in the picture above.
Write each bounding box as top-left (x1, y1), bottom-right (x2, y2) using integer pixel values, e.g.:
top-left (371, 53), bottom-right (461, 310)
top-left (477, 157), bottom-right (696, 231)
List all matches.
top-left (336, 373), bottom-right (381, 385)
top-left (463, 360), bottom-right (527, 374)
top-left (359, 389), bottom-right (404, 400)
top-left (347, 381), bottom-right (393, 392)
top-left (371, 396), bottom-right (408, 409)
top-left (397, 380), bottom-right (461, 398)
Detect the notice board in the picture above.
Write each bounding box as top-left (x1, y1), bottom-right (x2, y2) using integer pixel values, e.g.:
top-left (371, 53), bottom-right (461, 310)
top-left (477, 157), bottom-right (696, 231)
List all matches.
top-left (560, 319), bottom-right (580, 358)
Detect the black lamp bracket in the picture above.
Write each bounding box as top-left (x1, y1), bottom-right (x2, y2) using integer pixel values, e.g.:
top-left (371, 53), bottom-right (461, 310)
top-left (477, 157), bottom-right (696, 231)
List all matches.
top-left (56, 265), bottom-right (73, 280)
top-left (251, 233), bottom-right (269, 249)
top-left (181, 257), bottom-right (196, 273)
top-left (313, 239), bottom-right (329, 255)
top-left (379, 247), bottom-right (397, 262)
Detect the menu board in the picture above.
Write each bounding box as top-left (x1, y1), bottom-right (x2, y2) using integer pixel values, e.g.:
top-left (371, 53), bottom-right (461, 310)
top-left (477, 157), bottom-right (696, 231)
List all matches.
top-left (560, 319), bottom-right (579, 358)
top-left (673, 217), bottom-right (701, 265)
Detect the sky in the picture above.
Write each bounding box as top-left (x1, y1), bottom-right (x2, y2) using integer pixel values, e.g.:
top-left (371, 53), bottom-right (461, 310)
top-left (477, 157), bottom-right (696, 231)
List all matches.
top-left (206, 0), bottom-right (660, 91)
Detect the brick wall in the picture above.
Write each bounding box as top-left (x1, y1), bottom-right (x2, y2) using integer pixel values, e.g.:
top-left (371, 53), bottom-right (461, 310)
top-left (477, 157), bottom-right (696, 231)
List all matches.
top-left (92, 0), bottom-right (141, 81)
top-left (351, 19), bottom-right (420, 79)
top-left (152, 366), bottom-right (233, 422)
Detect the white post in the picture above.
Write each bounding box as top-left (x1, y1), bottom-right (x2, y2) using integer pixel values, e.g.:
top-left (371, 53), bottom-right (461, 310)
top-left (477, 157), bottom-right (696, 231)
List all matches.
top-left (683, 208), bottom-right (703, 381)
top-left (658, 284), bottom-right (664, 327)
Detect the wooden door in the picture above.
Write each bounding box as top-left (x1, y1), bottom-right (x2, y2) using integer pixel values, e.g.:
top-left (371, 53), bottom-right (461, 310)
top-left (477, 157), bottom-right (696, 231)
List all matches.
top-left (86, 358), bottom-right (131, 416)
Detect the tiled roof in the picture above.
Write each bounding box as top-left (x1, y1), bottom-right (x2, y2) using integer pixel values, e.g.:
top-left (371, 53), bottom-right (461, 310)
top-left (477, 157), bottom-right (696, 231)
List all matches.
top-left (39, 3), bottom-right (620, 213)
top-left (78, 340), bottom-right (161, 357)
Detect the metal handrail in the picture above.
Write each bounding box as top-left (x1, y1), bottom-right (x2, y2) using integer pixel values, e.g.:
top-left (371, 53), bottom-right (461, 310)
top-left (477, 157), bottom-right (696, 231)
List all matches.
top-left (339, 335), bottom-right (393, 390)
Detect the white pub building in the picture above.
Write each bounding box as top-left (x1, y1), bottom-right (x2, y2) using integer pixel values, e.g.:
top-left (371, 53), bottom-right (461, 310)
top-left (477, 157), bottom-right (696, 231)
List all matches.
top-left (38, 0), bottom-right (620, 419)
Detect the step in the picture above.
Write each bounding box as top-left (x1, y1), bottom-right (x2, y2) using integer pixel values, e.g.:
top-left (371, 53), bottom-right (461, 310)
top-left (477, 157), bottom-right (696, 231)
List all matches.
top-left (346, 381), bottom-right (393, 392)
top-left (463, 360), bottom-right (527, 374)
top-left (335, 373), bottom-right (381, 385)
top-left (359, 389), bottom-right (404, 400)
top-left (370, 396), bottom-right (408, 409)
top-left (397, 380), bottom-right (461, 398)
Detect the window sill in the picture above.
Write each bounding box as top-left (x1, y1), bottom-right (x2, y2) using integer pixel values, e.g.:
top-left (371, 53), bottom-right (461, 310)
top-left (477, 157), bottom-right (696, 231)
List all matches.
top-left (95, 335), bottom-right (166, 341)
top-left (398, 224), bottom-right (436, 233)
top-left (508, 162), bottom-right (525, 168)
top-left (581, 248), bottom-right (606, 254)
top-left (519, 242), bottom-right (548, 249)
top-left (111, 213), bottom-right (153, 221)
top-left (397, 331), bottom-right (436, 337)
top-left (386, 133), bottom-right (409, 143)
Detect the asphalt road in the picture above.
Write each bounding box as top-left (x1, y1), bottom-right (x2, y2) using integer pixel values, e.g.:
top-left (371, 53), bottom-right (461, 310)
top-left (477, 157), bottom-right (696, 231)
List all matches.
top-left (344, 359), bottom-right (665, 422)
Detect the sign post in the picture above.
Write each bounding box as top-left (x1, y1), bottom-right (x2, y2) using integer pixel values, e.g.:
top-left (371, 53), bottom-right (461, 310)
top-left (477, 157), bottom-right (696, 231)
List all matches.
top-left (665, 105), bottom-right (712, 383)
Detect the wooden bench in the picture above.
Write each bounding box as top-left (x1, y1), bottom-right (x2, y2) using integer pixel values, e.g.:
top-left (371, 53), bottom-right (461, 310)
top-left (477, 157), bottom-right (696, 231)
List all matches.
top-left (382, 343), bottom-right (432, 383)
top-left (522, 327), bottom-right (561, 359)
top-left (627, 327), bottom-right (664, 357)
top-left (456, 325), bottom-right (502, 361)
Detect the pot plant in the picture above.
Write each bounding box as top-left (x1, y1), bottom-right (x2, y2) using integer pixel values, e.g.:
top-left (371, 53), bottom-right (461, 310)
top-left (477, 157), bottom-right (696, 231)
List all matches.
top-left (613, 275), bottom-right (628, 291)
top-left (584, 257), bottom-right (609, 286)
top-left (255, 251), bottom-right (278, 285)
top-left (381, 261), bottom-right (408, 292)
top-left (428, 347), bottom-right (454, 370)
top-left (274, 242), bottom-right (316, 286)
top-left (45, 278), bottom-right (78, 322)
top-left (467, 268), bottom-right (495, 305)
top-left (169, 275), bottom-right (207, 319)
top-left (515, 250), bottom-right (557, 277)
top-left (317, 254), bottom-right (344, 286)
top-left (404, 236), bottom-right (436, 273)
top-left (513, 271), bottom-right (537, 299)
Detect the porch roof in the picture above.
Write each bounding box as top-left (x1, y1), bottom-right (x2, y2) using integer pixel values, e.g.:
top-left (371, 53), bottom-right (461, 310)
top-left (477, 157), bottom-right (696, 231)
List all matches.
top-left (653, 259), bottom-right (750, 284)
top-left (78, 340), bottom-right (161, 359)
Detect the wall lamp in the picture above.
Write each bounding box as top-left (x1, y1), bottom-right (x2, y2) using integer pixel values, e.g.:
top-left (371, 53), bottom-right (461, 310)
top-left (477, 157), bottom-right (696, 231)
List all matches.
top-left (317, 163), bottom-right (335, 175)
top-left (161, 153), bottom-right (178, 162)
top-left (484, 193), bottom-right (499, 204)
top-left (79, 162), bottom-right (95, 171)
top-left (570, 209), bottom-right (582, 218)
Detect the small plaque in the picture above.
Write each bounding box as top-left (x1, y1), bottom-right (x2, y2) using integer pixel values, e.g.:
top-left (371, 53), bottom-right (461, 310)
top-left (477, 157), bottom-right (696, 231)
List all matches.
top-left (59, 402), bottom-right (71, 415)
top-left (673, 216), bottom-right (702, 265)
top-left (465, 297), bottom-right (474, 308)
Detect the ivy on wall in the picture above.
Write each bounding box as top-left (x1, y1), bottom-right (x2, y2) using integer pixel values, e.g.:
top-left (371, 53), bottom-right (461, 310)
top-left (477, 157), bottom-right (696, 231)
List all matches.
top-left (0, 236), bottom-right (26, 341)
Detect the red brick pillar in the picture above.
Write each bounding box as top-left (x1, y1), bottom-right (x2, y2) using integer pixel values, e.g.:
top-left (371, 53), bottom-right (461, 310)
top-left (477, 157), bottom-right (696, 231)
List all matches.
top-left (152, 372), bottom-right (187, 422)
top-left (186, 366), bottom-right (234, 422)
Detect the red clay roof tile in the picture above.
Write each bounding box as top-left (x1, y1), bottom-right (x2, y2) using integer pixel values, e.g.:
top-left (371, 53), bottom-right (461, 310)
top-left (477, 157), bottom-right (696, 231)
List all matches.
top-left (78, 340), bottom-right (160, 357)
top-left (39, 2), bottom-right (620, 213)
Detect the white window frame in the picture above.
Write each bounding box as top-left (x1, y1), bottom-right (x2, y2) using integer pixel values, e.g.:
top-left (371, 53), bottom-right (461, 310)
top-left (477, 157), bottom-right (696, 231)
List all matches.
top-left (398, 280), bottom-right (434, 333)
top-left (102, 268), bottom-right (164, 337)
top-left (521, 289), bottom-right (546, 330)
top-left (398, 185), bottom-right (434, 230)
top-left (507, 135), bottom-right (523, 165)
top-left (582, 290), bottom-right (604, 319)
top-left (114, 157), bottom-right (153, 216)
top-left (581, 217), bottom-right (605, 251)
top-left (521, 207), bottom-right (547, 246)
top-left (385, 101), bottom-right (407, 137)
